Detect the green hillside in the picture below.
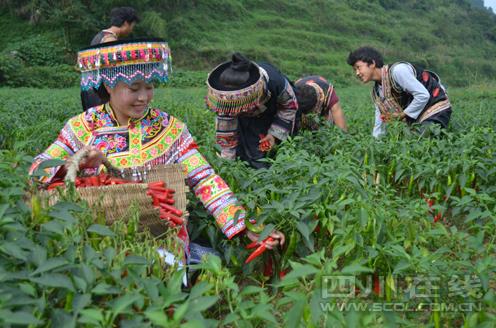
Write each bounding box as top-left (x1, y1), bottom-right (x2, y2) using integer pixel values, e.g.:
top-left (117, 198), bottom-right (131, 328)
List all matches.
top-left (1, 0), bottom-right (495, 87)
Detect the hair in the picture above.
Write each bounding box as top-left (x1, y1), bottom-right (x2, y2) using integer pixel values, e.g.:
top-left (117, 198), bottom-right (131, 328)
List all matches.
top-left (96, 84), bottom-right (110, 102)
top-left (110, 7), bottom-right (140, 27)
top-left (219, 52), bottom-right (252, 88)
top-left (295, 84), bottom-right (317, 114)
top-left (347, 46), bottom-right (384, 68)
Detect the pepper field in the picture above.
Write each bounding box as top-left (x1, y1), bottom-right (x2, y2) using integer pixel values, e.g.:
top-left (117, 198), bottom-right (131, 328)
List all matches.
top-left (0, 83), bottom-right (495, 327)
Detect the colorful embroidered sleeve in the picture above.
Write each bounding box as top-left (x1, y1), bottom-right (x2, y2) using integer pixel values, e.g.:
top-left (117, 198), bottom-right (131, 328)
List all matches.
top-left (215, 115), bottom-right (239, 160)
top-left (29, 120), bottom-right (84, 184)
top-left (269, 79), bottom-right (299, 140)
top-left (176, 126), bottom-right (247, 239)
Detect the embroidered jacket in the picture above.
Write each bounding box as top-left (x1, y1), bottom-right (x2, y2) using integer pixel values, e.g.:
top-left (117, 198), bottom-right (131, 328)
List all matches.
top-left (30, 104), bottom-right (247, 240)
top-left (215, 62), bottom-right (299, 161)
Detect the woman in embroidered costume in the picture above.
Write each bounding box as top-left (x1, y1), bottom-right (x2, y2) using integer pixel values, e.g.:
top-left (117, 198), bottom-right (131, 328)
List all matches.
top-left (347, 47), bottom-right (452, 137)
top-left (30, 39), bottom-right (284, 261)
top-left (206, 53), bottom-right (299, 169)
top-left (294, 75), bottom-right (348, 132)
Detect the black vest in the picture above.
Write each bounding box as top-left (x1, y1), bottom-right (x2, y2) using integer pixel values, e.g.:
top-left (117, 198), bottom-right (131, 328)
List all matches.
top-left (388, 62), bottom-right (448, 113)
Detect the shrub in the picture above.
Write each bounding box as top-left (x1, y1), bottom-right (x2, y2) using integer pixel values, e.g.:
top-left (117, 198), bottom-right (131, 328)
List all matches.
top-left (15, 35), bottom-right (68, 66)
top-left (0, 52), bottom-right (27, 86)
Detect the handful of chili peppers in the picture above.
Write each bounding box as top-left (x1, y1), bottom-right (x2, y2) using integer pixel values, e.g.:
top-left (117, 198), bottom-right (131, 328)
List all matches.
top-left (46, 174), bottom-right (184, 227)
top-left (46, 173), bottom-right (129, 189)
top-left (245, 236), bottom-right (275, 264)
top-left (258, 134), bottom-right (272, 152)
top-left (147, 181), bottom-right (184, 227)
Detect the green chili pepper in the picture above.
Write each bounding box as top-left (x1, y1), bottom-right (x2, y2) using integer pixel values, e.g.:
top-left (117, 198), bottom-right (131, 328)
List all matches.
top-left (433, 295), bottom-right (441, 328)
top-left (385, 272), bottom-right (394, 302)
top-left (64, 292), bottom-right (74, 311)
top-left (230, 254), bottom-right (239, 267)
top-left (244, 217), bottom-right (264, 234)
top-left (281, 229), bottom-right (297, 268)
top-left (407, 175), bottom-right (414, 195)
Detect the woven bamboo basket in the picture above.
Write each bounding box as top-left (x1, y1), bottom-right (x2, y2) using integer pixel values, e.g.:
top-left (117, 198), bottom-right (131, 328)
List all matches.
top-left (42, 148), bottom-right (188, 237)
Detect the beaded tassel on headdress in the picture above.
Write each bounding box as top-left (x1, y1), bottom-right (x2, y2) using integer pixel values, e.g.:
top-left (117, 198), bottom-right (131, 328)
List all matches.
top-left (77, 40), bottom-right (171, 91)
top-left (205, 74), bottom-right (266, 116)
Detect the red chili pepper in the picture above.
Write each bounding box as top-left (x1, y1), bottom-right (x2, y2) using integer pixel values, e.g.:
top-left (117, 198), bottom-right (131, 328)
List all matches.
top-left (245, 237), bottom-right (274, 264)
top-left (263, 255), bottom-right (273, 277)
top-left (89, 176), bottom-right (100, 186)
top-left (147, 189), bottom-right (162, 197)
top-left (148, 186), bottom-right (167, 193)
top-left (162, 198), bottom-right (175, 205)
top-left (148, 181), bottom-right (166, 189)
top-left (82, 178), bottom-right (89, 186)
top-left (373, 273), bottom-right (381, 296)
top-left (108, 178), bottom-right (129, 184)
top-left (259, 140), bottom-right (272, 152)
top-left (159, 208), bottom-right (184, 225)
top-left (258, 134), bottom-right (272, 152)
top-left (148, 194), bottom-right (159, 206)
top-left (151, 192), bottom-right (168, 202)
top-left (166, 305), bottom-right (175, 319)
top-left (159, 203), bottom-right (183, 217)
top-left (99, 173), bottom-right (108, 184)
top-left (433, 212), bottom-right (442, 223)
top-left (164, 213), bottom-right (184, 225)
top-left (246, 241), bottom-right (258, 249)
top-left (245, 244), bottom-right (267, 264)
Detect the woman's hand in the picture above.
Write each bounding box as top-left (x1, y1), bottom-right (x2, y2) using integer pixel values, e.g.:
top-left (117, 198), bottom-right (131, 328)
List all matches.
top-left (66, 146), bottom-right (106, 170)
top-left (259, 134), bottom-right (276, 152)
top-left (246, 229), bottom-right (285, 250)
top-left (259, 134), bottom-right (276, 149)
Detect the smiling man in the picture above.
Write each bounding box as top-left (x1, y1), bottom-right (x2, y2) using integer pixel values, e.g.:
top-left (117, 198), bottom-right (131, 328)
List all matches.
top-left (347, 47), bottom-right (452, 137)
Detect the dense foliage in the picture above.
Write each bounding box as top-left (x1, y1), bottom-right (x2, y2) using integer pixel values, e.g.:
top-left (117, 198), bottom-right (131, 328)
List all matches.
top-left (1, 0), bottom-right (496, 87)
top-left (0, 83), bottom-right (495, 326)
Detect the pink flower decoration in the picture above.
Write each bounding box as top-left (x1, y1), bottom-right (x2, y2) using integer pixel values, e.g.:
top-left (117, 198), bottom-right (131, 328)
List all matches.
top-left (200, 186), bottom-right (212, 201)
top-left (96, 140), bottom-right (108, 152)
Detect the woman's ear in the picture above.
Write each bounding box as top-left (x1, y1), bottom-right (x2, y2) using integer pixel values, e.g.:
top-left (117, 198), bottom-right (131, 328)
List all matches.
top-left (104, 84), bottom-right (112, 95)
